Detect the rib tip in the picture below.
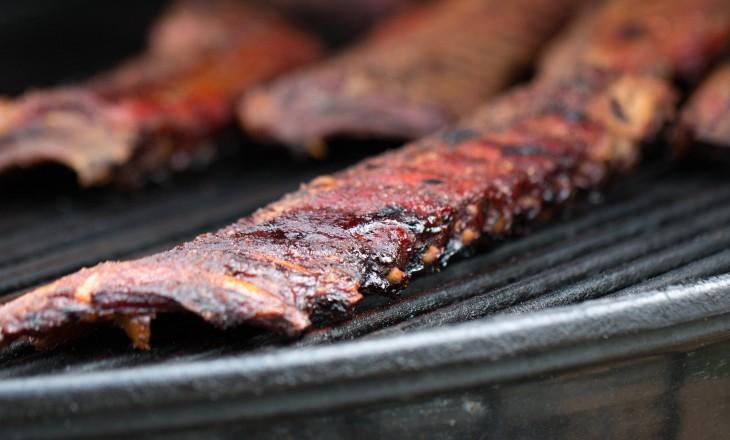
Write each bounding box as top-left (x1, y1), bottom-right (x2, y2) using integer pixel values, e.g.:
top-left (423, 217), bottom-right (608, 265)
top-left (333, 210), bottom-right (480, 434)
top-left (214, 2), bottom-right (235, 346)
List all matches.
top-left (116, 315), bottom-right (153, 350)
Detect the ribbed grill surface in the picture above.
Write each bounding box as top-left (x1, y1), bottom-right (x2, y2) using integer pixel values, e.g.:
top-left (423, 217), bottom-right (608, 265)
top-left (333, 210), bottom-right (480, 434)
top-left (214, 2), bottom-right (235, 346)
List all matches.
top-left (1, 159), bottom-right (728, 379)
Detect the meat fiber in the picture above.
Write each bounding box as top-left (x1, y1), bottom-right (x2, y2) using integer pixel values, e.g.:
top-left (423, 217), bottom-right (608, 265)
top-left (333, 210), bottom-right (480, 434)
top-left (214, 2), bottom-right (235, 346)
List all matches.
top-left (240, 0), bottom-right (579, 156)
top-left (0, 0), bottom-right (322, 187)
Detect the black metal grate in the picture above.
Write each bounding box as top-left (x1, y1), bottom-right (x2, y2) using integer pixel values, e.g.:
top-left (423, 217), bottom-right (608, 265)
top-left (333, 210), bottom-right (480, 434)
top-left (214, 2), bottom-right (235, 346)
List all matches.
top-left (2, 158), bottom-right (730, 380)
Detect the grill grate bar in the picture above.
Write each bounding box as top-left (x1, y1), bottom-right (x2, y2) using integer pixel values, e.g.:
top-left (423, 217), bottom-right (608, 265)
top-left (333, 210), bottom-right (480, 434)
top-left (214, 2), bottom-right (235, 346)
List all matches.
top-left (0, 197), bottom-right (248, 293)
top-left (504, 228), bottom-right (730, 314)
top-left (607, 248), bottom-right (730, 298)
top-left (0, 184), bottom-right (231, 265)
top-left (0, 156), bottom-right (309, 261)
top-left (364, 188), bottom-right (730, 337)
top-left (0, 209), bottom-right (61, 235)
top-left (0, 347), bottom-right (154, 380)
top-left (0, 319), bottom-right (263, 378)
top-left (0, 343), bottom-right (222, 380)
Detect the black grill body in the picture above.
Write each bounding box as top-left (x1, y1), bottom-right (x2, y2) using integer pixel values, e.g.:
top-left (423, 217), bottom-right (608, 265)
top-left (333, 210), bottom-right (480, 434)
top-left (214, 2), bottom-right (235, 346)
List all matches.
top-left (2, 2), bottom-right (730, 439)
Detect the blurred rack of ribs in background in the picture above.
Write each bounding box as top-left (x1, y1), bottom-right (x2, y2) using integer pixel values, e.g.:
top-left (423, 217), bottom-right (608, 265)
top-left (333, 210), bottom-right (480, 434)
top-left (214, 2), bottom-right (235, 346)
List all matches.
top-left (0, 0), bottom-right (323, 188)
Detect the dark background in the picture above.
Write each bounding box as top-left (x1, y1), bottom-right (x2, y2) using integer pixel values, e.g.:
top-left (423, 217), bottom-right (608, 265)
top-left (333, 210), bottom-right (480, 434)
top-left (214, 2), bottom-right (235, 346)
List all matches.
top-left (0, 0), bottom-right (167, 95)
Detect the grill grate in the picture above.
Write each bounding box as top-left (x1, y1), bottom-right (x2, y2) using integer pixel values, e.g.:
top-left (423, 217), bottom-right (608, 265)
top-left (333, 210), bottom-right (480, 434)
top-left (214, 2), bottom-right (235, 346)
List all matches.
top-left (1, 158), bottom-right (730, 380)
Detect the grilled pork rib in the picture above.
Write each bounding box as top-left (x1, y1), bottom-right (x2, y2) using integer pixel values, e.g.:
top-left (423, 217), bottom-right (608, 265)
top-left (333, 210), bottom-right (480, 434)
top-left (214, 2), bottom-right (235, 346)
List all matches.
top-left (679, 63), bottom-right (730, 156)
top-left (0, 0), bottom-right (322, 187)
top-left (539, 0), bottom-right (730, 81)
top-left (240, 0), bottom-right (579, 156)
top-left (538, 0), bottom-right (730, 160)
top-left (0, 68), bottom-right (675, 349)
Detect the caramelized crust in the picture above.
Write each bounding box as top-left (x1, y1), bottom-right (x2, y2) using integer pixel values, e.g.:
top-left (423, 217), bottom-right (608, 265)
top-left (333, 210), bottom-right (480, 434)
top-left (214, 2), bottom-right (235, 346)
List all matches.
top-left (539, 0), bottom-right (730, 81)
top-left (0, 0), bottom-right (322, 187)
top-left (240, 0), bottom-right (579, 155)
top-left (679, 62), bottom-right (730, 155)
top-left (0, 68), bottom-right (675, 349)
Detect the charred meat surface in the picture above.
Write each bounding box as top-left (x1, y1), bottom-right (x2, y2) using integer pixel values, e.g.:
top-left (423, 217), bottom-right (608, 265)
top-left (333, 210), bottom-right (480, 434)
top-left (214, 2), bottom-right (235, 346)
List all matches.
top-left (240, 0), bottom-right (579, 156)
top-left (0, 0), bottom-right (322, 187)
top-left (539, 0), bottom-right (730, 82)
top-left (0, 67), bottom-right (676, 349)
top-left (679, 62), bottom-right (730, 156)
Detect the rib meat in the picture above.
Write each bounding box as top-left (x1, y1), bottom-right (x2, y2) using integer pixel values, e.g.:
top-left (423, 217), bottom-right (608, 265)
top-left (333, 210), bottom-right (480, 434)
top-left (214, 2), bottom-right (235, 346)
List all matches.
top-left (0, 67), bottom-right (675, 349)
top-left (0, 0), bottom-right (322, 187)
top-left (539, 0), bottom-right (730, 81)
top-left (240, 0), bottom-right (579, 156)
top-left (679, 62), bottom-right (730, 156)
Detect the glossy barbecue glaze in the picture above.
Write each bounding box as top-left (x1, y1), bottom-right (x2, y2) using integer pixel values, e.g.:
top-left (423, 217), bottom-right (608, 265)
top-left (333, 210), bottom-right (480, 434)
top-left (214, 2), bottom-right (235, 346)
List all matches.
top-left (0, 0), bottom-right (322, 187)
top-left (0, 68), bottom-right (675, 349)
top-left (240, 0), bottom-right (578, 155)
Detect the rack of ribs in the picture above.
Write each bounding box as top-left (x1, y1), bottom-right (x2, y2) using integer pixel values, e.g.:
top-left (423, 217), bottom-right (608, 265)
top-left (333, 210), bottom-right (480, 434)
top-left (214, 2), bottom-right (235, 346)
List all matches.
top-left (0, 67), bottom-right (676, 349)
top-left (0, 0), bottom-right (322, 187)
top-left (239, 0), bottom-right (580, 157)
